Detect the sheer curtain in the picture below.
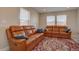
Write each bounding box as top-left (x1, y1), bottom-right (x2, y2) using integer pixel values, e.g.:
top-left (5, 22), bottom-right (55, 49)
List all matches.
top-left (20, 8), bottom-right (30, 25)
top-left (47, 16), bottom-right (55, 25)
top-left (57, 15), bottom-right (67, 26)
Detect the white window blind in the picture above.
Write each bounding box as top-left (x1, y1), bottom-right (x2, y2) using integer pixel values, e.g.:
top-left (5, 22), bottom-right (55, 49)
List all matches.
top-left (20, 8), bottom-right (30, 25)
top-left (57, 15), bottom-right (67, 26)
top-left (47, 16), bottom-right (55, 25)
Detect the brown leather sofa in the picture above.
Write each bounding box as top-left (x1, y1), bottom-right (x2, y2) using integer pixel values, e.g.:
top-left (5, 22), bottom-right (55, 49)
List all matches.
top-left (44, 26), bottom-right (71, 39)
top-left (6, 26), bottom-right (44, 51)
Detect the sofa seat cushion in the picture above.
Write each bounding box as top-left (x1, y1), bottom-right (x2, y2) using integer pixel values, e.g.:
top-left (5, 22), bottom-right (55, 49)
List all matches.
top-left (44, 31), bottom-right (52, 34)
top-left (26, 33), bottom-right (44, 45)
top-left (52, 32), bottom-right (59, 34)
top-left (10, 26), bottom-right (24, 32)
top-left (46, 27), bottom-right (52, 31)
top-left (60, 32), bottom-right (69, 35)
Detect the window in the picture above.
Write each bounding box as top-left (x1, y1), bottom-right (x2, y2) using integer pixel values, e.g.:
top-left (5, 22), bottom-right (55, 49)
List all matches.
top-left (46, 15), bottom-right (67, 26)
top-left (20, 8), bottom-right (30, 25)
top-left (47, 16), bottom-right (55, 25)
top-left (57, 15), bottom-right (67, 26)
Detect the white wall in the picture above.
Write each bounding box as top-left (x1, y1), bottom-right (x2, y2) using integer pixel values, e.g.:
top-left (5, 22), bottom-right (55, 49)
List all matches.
top-left (0, 8), bottom-right (20, 50)
top-left (25, 8), bottom-right (39, 28)
top-left (72, 9), bottom-right (79, 43)
top-left (77, 9), bottom-right (79, 32)
top-left (30, 8), bottom-right (39, 28)
top-left (0, 7), bottom-right (39, 51)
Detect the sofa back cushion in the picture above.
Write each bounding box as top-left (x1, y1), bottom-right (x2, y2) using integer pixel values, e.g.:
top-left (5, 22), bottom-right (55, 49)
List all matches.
top-left (32, 28), bottom-right (36, 34)
top-left (23, 26), bottom-right (36, 36)
top-left (10, 26), bottom-right (26, 38)
top-left (46, 26), bottom-right (67, 33)
top-left (25, 29), bottom-right (33, 36)
top-left (46, 26), bottom-right (53, 31)
top-left (23, 26), bottom-right (34, 29)
top-left (23, 26), bottom-right (31, 30)
top-left (53, 26), bottom-right (59, 32)
top-left (59, 26), bottom-right (66, 32)
top-left (10, 26), bottom-right (24, 32)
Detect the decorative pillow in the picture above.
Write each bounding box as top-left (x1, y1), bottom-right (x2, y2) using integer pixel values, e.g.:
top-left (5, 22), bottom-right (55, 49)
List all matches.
top-left (15, 35), bottom-right (28, 39)
top-left (12, 31), bottom-right (28, 39)
top-left (65, 29), bottom-right (70, 33)
top-left (64, 27), bottom-right (70, 33)
top-left (36, 28), bottom-right (44, 33)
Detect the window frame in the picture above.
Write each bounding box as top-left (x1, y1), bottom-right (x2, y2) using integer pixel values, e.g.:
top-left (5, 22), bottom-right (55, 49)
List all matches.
top-left (46, 15), bottom-right (67, 26)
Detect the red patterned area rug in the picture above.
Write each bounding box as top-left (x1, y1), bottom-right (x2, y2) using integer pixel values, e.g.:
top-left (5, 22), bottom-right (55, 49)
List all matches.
top-left (33, 37), bottom-right (79, 51)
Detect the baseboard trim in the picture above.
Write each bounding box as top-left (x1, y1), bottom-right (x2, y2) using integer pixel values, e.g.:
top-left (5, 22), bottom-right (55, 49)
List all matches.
top-left (0, 46), bottom-right (9, 51)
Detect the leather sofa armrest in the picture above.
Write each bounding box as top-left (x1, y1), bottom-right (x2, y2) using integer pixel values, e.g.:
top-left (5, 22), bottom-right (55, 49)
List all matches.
top-left (11, 38), bottom-right (26, 43)
top-left (8, 38), bottom-right (26, 51)
top-left (63, 31), bottom-right (71, 35)
top-left (10, 38), bottom-right (26, 46)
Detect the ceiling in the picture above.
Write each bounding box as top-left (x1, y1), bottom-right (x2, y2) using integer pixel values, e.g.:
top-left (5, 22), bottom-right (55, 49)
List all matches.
top-left (33, 7), bottom-right (78, 13)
